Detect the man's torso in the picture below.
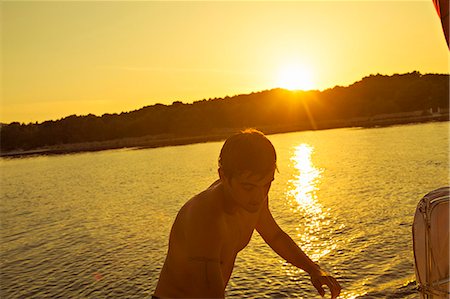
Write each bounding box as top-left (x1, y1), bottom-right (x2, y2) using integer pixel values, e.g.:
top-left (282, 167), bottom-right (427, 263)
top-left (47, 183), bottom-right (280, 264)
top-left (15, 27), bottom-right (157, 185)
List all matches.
top-left (154, 182), bottom-right (261, 297)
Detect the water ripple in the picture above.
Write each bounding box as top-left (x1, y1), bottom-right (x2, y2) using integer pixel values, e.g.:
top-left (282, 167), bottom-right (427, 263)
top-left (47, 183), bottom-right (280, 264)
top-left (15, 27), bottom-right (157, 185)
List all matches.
top-left (1, 122), bottom-right (448, 298)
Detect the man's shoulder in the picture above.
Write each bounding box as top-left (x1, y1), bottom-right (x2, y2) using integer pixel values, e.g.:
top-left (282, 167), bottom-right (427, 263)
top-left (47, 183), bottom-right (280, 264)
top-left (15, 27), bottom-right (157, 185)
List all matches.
top-left (184, 188), bottom-right (224, 219)
top-left (167, 193), bottom-right (225, 256)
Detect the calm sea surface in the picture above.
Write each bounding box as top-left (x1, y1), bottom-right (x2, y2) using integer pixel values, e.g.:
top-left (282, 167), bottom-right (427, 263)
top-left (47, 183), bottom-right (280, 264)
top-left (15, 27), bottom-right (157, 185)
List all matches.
top-left (1, 122), bottom-right (449, 298)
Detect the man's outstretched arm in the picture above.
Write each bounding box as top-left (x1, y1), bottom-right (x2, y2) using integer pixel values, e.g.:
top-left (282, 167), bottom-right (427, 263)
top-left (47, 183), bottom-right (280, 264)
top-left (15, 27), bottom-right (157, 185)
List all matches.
top-left (255, 199), bottom-right (342, 298)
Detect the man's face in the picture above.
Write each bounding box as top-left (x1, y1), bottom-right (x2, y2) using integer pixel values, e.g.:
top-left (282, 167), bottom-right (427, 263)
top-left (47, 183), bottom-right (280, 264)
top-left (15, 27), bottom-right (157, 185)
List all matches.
top-left (223, 170), bottom-right (275, 213)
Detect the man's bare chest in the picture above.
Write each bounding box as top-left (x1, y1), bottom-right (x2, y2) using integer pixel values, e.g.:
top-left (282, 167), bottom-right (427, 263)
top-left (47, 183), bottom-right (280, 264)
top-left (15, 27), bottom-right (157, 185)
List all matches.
top-left (222, 214), bottom-right (258, 254)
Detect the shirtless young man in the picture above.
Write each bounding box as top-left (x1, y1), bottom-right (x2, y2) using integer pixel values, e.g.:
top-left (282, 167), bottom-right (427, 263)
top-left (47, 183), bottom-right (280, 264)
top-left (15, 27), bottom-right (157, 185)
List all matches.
top-left (154, 129), bottom-right (342, 298)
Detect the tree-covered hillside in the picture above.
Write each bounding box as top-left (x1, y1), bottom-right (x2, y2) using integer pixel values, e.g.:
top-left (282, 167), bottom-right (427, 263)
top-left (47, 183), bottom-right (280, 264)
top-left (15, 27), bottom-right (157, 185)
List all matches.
top-left (1, 72), bottom-right (448, 153)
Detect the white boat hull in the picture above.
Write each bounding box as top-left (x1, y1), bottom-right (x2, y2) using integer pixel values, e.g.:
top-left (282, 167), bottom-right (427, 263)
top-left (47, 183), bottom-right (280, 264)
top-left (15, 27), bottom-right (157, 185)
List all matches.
top-left (412, 187), bottom-right (449, 298)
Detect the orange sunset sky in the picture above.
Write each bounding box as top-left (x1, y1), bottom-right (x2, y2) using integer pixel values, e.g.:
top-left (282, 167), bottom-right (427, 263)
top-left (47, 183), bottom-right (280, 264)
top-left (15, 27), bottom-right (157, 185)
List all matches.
top-left (1, 0), bottom-right (449, 124)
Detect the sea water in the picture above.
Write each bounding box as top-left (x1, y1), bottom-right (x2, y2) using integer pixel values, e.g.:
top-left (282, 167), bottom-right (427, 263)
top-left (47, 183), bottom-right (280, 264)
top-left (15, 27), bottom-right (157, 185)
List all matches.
top-left (1, 122), bottom-right (448, 298)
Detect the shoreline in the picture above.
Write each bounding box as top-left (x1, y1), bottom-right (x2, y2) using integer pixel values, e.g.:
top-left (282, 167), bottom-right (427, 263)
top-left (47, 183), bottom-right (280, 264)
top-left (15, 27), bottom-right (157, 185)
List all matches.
top-left (1, 113), bottom-right (448, 158)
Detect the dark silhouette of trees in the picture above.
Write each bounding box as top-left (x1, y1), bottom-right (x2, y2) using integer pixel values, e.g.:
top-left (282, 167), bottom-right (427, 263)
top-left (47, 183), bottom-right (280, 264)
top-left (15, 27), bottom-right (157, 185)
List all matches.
top-left (1, 72), bottom-right (448, 153)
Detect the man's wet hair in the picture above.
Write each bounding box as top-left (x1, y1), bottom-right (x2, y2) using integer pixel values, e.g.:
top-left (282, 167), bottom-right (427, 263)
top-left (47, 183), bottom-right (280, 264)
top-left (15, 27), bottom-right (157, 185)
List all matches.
top-left (219, 128), bottom-right (277, 178)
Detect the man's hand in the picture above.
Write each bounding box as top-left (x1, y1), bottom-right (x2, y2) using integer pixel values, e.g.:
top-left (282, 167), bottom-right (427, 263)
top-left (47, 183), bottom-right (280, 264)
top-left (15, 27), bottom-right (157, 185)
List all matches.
top-left (310, 269), bottom-right (342, 299)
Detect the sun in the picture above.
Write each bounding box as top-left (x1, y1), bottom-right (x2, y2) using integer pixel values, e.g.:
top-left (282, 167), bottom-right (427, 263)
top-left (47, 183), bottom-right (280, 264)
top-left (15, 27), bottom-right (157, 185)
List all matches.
top-left (276, 65), bottom-right (315, 91)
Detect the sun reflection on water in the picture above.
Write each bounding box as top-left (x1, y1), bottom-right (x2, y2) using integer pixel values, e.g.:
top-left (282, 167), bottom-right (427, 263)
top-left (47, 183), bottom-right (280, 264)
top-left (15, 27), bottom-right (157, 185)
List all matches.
top-left (285, 144), bottom-right (365, 299)
top-left (287, 144), bottom-right (332, 261)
